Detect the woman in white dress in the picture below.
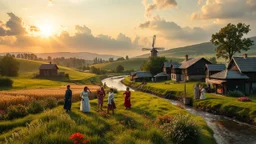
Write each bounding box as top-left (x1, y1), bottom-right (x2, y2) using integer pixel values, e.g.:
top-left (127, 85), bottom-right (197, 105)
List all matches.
top-left (200, 85), bottom-right (206, 100)
top-left (80, 87), bottom-right (91, 112)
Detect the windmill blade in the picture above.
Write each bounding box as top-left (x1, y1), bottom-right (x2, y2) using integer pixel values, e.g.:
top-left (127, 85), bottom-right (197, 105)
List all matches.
top-left (154, 47), bottom-right (165, 51)
top-left (142, 48), bottom-right (152, 51)
top-left (152, 35), bottom-right (156, 48)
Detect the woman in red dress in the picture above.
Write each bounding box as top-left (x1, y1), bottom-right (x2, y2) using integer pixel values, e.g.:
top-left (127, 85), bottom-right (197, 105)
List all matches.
top-left (123, 87), bottom-right (131, 109)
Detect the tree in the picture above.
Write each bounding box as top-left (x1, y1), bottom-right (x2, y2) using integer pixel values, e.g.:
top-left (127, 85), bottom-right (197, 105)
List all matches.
top-left (116, 57), bottom-right (125, 61)
top-left (141, 57), bottom-right (167, 75)
top-left (109, 58), bottom-right (114, 62)
top-left (47, 56), bottom-right (52, 62)
top-left (125, 55), bottom-right (129, 60)
top-left (209, 57), bottom-right (217, 64)
top-left (0, 55), bottom-right (19, 77)
top-left (116, 65), bottom-right (124, 73)
top-left (211, 23), bottom-right (254, 61)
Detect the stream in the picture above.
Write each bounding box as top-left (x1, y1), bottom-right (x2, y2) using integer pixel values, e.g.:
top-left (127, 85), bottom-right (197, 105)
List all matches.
top-left (102, 76), bottom-right (256, 144)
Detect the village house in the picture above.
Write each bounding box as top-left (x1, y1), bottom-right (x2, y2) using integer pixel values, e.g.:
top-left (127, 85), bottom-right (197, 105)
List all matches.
top-left (205, 64), bottom-right (226, 78)
top-left (207, 54), bottom-right (256, 95)
top-left (170, 55), bottom-right (212, 82)
top-left (162, 62), bottom-right (172, 74)
top-left (130, 71), bottom-right (152, 82)
top-left (39, 62), bottom-right (59, 76)
top-left (154, 72), bottom-right (169, 82)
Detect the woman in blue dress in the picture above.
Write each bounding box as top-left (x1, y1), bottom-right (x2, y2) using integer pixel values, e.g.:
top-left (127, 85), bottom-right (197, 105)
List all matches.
top-left (80, 86), bottom-right (91, 113)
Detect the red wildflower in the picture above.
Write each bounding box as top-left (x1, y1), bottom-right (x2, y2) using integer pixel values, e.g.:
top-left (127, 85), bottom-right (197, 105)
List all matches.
top-left (237, 96), bottom-right (251, 102)
top-left (69, 132), bottom-right (89, 144)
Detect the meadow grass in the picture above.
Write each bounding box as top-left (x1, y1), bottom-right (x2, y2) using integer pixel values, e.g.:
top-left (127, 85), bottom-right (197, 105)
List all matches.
top-left (123, 77), bottom-right (256, 125)
top-left (1, 59), bottom-right (97, 90)
top-left (92, 58), bottom-right (147, 71)
top-left (0, 91), bottom-right (216, 144)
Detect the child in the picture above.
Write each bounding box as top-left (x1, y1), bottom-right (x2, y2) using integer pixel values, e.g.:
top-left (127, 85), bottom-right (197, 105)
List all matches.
top-left (107, 88), bottom-right (116, 114)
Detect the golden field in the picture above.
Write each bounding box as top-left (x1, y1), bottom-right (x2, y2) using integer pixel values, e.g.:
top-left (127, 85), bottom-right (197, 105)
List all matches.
top-left (0, 85), bottom-right (99, 110)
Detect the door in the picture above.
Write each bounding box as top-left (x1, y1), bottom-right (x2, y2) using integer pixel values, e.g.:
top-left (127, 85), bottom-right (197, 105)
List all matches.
top-left (245, 83), bottom-right (250, 95)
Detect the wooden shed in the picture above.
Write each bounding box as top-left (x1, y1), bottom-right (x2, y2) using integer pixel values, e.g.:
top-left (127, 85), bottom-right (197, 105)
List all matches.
top-left (39, 62), bottom-right (59, 76)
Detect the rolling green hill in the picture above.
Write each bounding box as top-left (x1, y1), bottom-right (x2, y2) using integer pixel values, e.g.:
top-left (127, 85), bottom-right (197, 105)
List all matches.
top-left (92, 58), bottom-right (148, 71)
top-left (137, 36), bottom-right (256, 59)
top-left (4, 59), bottom-right (96, 90)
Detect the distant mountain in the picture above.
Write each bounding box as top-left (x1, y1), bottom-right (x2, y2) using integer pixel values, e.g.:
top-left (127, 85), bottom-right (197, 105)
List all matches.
top-left (137, 36), bottom-right (256, 58)
top-left (0, 52), bottom-right (121, 60)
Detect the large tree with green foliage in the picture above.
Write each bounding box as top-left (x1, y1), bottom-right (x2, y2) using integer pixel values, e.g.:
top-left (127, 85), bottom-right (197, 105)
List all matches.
top-left (116, 65), bottom-right (124, 73)
top-left (211, 23), bottom-right (254, 61)
top-left (0, 55), bottom-right (19, 77)
top-left (141, 57), bottom-right (167, 75)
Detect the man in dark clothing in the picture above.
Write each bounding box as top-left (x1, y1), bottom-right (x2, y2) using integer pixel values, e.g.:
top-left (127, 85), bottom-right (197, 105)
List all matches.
top-left (64, 85), bottom-right (72, 112)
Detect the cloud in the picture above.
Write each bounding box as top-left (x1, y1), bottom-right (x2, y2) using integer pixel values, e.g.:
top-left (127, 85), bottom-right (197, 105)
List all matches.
top-left (0, 13), bottom-right (141, 54)
top-left (192, 0), bottom-right (256, 20)
top-left (139, 16), bottom-right (211, 42)
top-left (142, 0), bottom-right (177, 18)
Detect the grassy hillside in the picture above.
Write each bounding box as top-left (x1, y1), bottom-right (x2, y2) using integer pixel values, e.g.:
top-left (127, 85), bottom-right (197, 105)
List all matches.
top-left (137, 36), bottom-right (256, 60)
top-left (0, 91), bottom-right (216, 144)
top-left (92, 58), bottom-right (147, 71)
top-left (5, 59), bottom-right (96, 90)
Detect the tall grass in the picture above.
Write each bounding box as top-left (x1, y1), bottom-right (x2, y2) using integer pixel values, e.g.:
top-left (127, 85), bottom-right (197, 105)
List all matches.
top-left (0, 91), bottom-right (216, 144)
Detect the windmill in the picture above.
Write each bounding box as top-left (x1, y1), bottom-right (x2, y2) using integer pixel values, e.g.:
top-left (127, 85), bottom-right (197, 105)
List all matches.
top-left (142, 35), bottom-right (165, 57)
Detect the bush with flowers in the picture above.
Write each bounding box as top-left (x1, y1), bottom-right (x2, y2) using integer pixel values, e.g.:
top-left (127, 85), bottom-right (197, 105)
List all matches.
top-left (5, 104), bottom-right (28, 120)
top-left (237, 96), bottom-right (252, 102)
top-left (69, 132), bottom-right (90, 144)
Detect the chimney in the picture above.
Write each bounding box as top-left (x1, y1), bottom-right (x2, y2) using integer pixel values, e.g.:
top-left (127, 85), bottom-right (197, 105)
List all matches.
top-left (49, 61), bottom-right (52, 64)
top-left (243, 54), bottom-right (248, 59)
top-left (185, 55), bottom-right (188, 61)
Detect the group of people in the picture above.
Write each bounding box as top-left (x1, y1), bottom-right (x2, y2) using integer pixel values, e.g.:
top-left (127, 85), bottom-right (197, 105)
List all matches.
top-left (64, 85), bottom-right (132, 114)
top-left (194, 84), bottom-right (206, 100)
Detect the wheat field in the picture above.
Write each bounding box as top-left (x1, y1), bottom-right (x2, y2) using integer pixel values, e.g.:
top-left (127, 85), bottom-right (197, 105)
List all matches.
top-left (0, 85), bottom-right (99, 110)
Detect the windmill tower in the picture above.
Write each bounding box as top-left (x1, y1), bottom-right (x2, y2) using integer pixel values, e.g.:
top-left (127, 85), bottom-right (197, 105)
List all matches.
top-left (142, 35), bottom-right (165, 57)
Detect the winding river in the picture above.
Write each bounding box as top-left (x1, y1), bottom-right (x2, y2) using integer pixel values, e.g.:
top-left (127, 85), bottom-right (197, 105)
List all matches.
top-left (102, 76), bottom-right (256, 144)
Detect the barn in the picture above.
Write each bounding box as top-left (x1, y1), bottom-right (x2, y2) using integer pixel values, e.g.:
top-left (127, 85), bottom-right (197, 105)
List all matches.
top-left (39, 62), bottom-right (59, 76)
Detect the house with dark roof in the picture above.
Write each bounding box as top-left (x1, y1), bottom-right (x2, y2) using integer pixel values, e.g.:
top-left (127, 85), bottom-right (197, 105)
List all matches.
top-left (205, 64), bottom-right (226, 78)
top-left (170, 64), bottom-right (181, 82)
top-left (207, 54), bottom-right (256, 95)
top-left (154, 72), bottom-right (169, 82)
top-left (130, 71), bottom-right (152, 82)
top-left (170, 55), bottom-right (211, 81)
top-left (162, 62), bottom-right (172, 74)
top-left (39, 62), bottom-right (59, 76)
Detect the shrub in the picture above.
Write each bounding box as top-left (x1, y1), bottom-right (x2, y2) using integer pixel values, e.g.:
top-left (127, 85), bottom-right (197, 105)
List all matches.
top-left (28, 100), bottom-right (45, 114)
top-left (44, 97), bottom-right (57, 109)
top-left (161, 114), bottom-right (199, 144)
top-left (5, 104), bottom-right (28, 120)
top-left (227, 90), bottom-right (244, 97)
top-left (113, 88), bottom-right (118, 94)
top-left (119, 117), bottom-right (136, 129)
top-left (237, 96), bottom-right (251, 102)
top-left (0, 77), bottom-right (13, 87)
top-left (57, 99), bottom-right (65, 105)
top-left (65, 73), bottom-right (69, 79)
top-left (155, 115), bottom-right (173, 125)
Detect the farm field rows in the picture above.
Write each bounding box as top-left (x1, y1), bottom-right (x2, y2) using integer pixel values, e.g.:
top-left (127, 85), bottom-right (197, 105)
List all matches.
top-left (0, 85), bottom-right (99, 110)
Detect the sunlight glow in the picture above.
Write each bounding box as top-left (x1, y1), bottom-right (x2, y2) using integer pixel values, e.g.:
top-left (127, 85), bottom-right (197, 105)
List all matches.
top-left (39, 24), bottom-right (54, 37)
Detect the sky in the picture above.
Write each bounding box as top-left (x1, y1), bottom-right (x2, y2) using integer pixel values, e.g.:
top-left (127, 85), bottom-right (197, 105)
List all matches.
top-left (0, 0), bottom-right (256, 56)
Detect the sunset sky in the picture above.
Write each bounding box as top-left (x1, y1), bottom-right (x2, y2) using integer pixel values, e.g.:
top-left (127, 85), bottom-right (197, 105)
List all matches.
top-left (0, 0), bottom-right (256, 56)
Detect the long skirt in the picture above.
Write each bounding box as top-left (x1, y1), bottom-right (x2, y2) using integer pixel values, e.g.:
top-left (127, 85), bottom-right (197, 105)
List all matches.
top-left (124, 97), bottom-right (131, 108)
top-left (80, 97), bottom-right (90, 112)
top-left (108, 100), bottom-right (116, 110)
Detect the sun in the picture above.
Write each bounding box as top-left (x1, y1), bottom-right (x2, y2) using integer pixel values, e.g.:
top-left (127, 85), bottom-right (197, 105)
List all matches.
top-left (39, 24), bottom-right (54, 37)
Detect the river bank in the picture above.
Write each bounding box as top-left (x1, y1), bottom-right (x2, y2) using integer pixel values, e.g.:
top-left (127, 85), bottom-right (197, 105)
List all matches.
top-left (122, 77), bottom-right (256, 126)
